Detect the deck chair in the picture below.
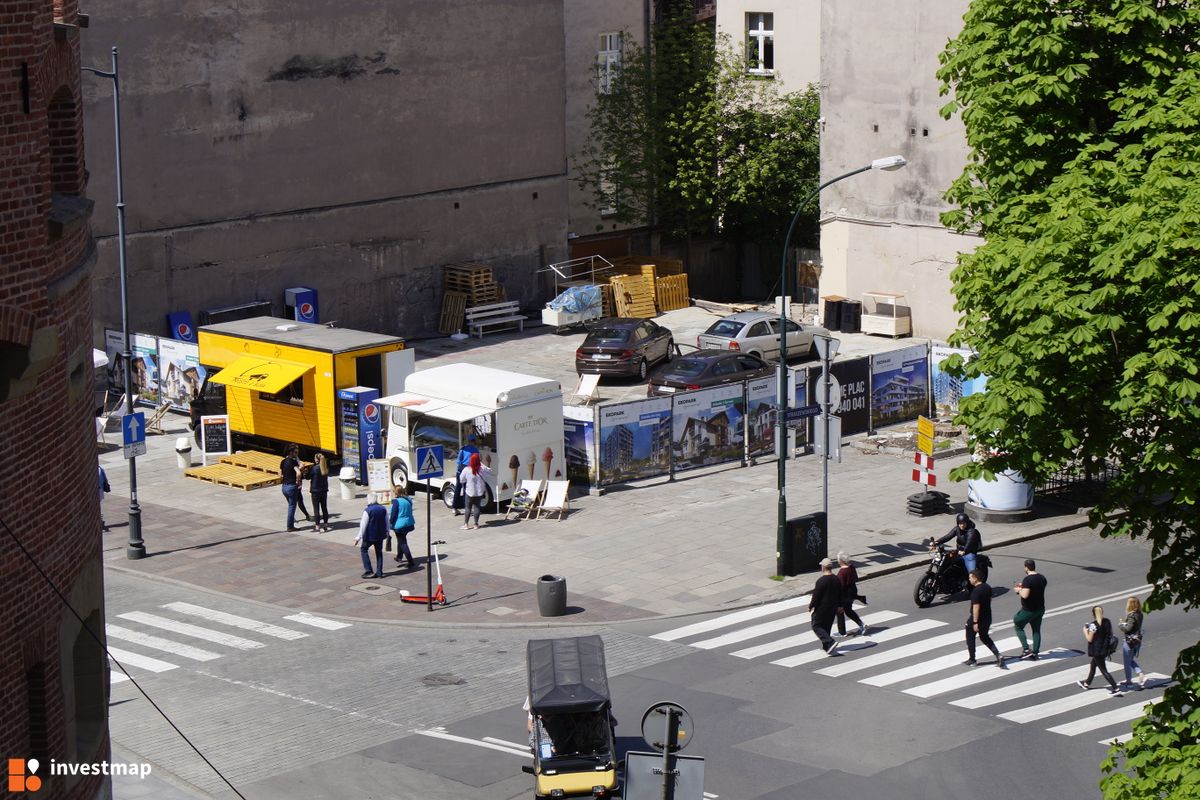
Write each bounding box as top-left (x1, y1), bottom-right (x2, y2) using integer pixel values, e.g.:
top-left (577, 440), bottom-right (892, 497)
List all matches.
top-left (537, 480), bottom-right (571, 520)
top-left (572, 373), bottom-right (600, 406)
top-left (95, 395), bottom-right (129, 445)
top-left (144, 400), bottom-right (173, 434)
top-left (504, 479), bottom-right (545, 521)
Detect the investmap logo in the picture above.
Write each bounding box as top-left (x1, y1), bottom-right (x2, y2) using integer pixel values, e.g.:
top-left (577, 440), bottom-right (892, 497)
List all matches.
top-left (6, 759), bottom-right (41, 793)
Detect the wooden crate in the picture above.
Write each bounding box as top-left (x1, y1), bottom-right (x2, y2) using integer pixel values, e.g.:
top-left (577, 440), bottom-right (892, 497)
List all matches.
top-left (439, 291), bottom-right (469, 334)
top-left (610, 274), bottom-right (657, 318)
top-left (655, 274), bottom-right (690, 312)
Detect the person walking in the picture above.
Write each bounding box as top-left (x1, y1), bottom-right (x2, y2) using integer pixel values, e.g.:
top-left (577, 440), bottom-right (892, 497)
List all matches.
top-left (458, 451), bottom-right (492, 530)
top-left (98, 465), bottom-right (111, 531)
top-left (452, 433), bottom-right (480, 516)
top-left (279, 444), bottom-right (308, 531)
top-left (389, 485), bottom-right (419, 570)
top-left (1077, 605), bottom-right (1122, 695)
top-left (936, 512), bottom-right (982, 574)
top-left (1118, 596), bottom-right (1147, 690)
top-left (810, 558), bottom-right (842, 656)
top-left (1011, 558), bottom-right (1047, 660)
top-left (309, 452), bottom-right (331, 532)
top-left (355, 493), bottom-right (390, 579)
top-left (835, 551), bottom-right (867, 637)
top-left (964, 570), bottom-right (1005, 668)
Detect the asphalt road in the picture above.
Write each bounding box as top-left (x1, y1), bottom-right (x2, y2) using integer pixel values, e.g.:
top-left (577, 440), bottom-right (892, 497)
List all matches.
top-left (107, 528), bottom-right (1191, 799)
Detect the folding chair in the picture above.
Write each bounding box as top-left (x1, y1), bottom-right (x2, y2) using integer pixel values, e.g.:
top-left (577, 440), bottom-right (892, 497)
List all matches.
top-left (537, 480), bottom-right (571, 520)
top-left (145, 400), bottom-right (173, 434)
top-left (572, 373), bottom-right (600, 406)
top-left (95, 395), bottom-right (129, 445)
top-left (504, 479), bottom-right (545, 521)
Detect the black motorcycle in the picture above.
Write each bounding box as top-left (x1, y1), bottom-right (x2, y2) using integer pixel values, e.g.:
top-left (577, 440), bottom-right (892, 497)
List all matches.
top-left (913, 539), bottom-right (991, 607)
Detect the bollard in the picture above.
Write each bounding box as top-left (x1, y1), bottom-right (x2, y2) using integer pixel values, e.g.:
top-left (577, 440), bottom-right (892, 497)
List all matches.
top-left (175, 437), bottom-right (193, 469)
top-left (338, 467), bottom-right (357, 500)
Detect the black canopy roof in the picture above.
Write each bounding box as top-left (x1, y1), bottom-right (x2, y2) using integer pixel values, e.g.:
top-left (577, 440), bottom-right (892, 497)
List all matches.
top-left (527, 635), bottom-right (611, 714)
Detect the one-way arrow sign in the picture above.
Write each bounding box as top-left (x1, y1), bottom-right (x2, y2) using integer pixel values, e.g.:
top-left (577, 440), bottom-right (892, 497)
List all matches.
top-left (122, 412), bottom-right (146, 459)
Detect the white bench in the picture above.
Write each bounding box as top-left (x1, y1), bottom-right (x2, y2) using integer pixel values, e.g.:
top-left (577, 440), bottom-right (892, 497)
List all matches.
top-left (465, 300), bottom-right (525, 338)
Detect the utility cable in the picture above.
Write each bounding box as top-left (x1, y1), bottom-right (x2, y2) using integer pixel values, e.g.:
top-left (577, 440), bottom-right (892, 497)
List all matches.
top-left (0, 515), bottom-right (247, 799)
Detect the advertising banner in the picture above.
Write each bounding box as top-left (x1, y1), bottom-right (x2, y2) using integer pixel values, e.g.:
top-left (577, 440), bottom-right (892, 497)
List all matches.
top-left (563, 405), bottom-right (597, 486)
top-left (931, 345), bottom-right (987, 416)
top-left (790, 366), bottom-right (810, 448)
top-left (157, 338), bottom-right (206, 413)
top-left (130, 333), bottom-right (160, 407)
top-left (597, 397), bottom-right (672, 486)
top-left (809, 357), bottom-right (870, 437)
top-left (745, 376), bottom-right (777, 458)
top-left (671, 384), bottom-right (745, 473)
top-left (870, 344), bottom-right (930, 428)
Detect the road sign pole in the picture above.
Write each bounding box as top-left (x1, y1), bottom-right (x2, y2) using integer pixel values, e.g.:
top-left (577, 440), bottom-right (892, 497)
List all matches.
top-left (426, 484), bottom-right (433, 612)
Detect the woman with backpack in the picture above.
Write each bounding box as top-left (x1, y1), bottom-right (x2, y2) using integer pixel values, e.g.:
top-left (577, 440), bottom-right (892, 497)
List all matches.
top-left (1077, 604), bottom-right (1121, 695)
top-left (1118, 596), bottom-right (1147, 690)
top-left (388, 486), bottom-right (418, 570)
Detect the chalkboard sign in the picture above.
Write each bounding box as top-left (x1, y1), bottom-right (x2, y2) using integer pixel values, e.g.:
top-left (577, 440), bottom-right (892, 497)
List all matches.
top-left (201, 414), bottom-right (231, 456)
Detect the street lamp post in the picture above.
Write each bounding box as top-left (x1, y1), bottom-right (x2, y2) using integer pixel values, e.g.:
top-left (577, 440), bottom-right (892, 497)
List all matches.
top-left (84, 48), bottom-right (144, 560)
top-left (775, 155), bottom-right (906, 576)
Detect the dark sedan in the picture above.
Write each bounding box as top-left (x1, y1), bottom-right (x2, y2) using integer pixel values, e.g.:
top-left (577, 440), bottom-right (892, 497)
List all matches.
top-left (647, 350), bottom-right (773, 396)
top-left (575, 318), bottom-right (674, 380)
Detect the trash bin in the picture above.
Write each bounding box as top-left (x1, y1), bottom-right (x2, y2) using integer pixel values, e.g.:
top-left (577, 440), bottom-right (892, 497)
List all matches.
top-left (338, 466), bottom-right (357, 500)
top-left (537, 574), bottom-right (567, 617)
top-left (822, 296), bottom-right (845, 331)
top-left (175, 437), bottom-right (193, 469)
top-left (781, 512), bottom-right (828, 576)
top-left (839, 300), bottom-right (862, 333)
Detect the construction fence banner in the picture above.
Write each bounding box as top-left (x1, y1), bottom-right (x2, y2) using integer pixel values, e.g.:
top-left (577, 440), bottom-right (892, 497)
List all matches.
top-left (671, 383), bottom-right (745, 474)
top-left (930, 344), bottom-right (987, 417)
top-left (157, 338), bottom-right (206, 413)
top-left (870, 343), bottom-right (930, 429)
top-left (597, 397), bottom-right (673, 486)
top-left (104, 329), bottom-right (161, 408)
top-left (563, 405), bottom-right (598, 486)
top-left (745, 376), bottom-right (777, 459)
top-left (789, 366), bottom-right (811, 448)
top-left (809, 357), bottom-right (871, 437)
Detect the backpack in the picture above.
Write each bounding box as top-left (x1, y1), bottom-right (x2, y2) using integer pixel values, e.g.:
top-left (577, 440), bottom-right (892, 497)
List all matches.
top-left (1105, 629), bottom-right (1119, 657)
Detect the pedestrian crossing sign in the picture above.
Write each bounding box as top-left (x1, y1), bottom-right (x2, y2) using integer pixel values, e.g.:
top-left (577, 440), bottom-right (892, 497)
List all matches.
top-left (416, 445), bottom-right (444, 479)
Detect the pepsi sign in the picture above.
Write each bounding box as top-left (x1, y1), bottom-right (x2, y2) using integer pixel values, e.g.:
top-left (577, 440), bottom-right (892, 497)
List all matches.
top-left (299, 302), bottom-right (316, 322)
top-left (362, 403), bottom-right (380, 425)
top-left (166, 311), bottom-right (197, 343)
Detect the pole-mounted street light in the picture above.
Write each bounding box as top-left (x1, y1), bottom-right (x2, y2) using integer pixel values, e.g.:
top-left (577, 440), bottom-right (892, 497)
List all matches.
top-left (83, 47), bottom-right (144, 560)
top-left (775, 155), bottom-right (906, 576)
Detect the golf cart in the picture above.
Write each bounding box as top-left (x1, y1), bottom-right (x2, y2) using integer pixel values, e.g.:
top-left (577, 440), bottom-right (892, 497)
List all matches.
top-left (523, 636), bottom-right (619, 798)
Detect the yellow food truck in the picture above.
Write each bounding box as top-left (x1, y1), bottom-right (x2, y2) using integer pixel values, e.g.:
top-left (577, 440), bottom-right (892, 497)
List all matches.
top-left (191, 317), bottom-right (412, 468)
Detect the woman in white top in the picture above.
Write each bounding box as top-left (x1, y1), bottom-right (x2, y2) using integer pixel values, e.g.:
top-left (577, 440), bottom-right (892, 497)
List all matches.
top-left (458, 452), bottom-right (492, 530)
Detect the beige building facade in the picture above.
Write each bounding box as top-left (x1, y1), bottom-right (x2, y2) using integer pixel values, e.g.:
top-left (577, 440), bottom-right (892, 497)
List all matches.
top-left (817, 0), bottom-right (976, 341)
top-left (715, 0), bottom-right (820, 90)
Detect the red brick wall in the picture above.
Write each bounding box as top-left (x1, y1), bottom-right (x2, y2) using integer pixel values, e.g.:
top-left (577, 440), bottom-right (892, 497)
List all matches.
top-left (0, 2), bottom-right (107, 797)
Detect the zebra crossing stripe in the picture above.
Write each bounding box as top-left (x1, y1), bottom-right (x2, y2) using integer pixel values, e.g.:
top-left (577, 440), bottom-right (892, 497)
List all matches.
top-left (163, 602), bottom-right (308, 640)
top-left (902, 636), bottom-right (1028, 697)
top-left (650, 596), bottom-right (811, 642)
top-left (949, 659), bottom-right (1080, 709)
top-left (1101, 732), bottom-right (1134, 746)
top-left (863, 646), bottom-right (991, 687)
top-left (107, 646), bottom-right (178, 673)
top-left (808, 621), bottom-right (952, 675)
top-left (691, 614), bottom-right (808, 650)
top-left (997, 679), bottom-right (1125, 723)
top-left (118, 611), bottom-right (265, 649)
top-left (283, 613), bottom-right (352, 630)
top-left (1048, 695), bottom-right (1161, 736)
top-left (105, 624), bottom-right (221, 662)
top-left (110, 670), bottom-right (130, 684)
top-left (730, 610), bottom-right (906, 660)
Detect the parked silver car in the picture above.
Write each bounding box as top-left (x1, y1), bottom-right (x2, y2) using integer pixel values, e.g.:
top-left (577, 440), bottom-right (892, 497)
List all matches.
top-left (696, 311), bottom-right (823, 361)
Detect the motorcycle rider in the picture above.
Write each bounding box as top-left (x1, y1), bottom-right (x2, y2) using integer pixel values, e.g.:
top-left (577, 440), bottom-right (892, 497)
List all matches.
top-left (934, 512), bottom-right (983, 575)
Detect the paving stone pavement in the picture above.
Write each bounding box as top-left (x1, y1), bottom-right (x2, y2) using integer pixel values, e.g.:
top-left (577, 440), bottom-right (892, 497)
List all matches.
top-left (99, 310), bottom-right (1092, 627)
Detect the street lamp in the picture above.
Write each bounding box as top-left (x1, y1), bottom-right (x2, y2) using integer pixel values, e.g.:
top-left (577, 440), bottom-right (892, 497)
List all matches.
top-left (775, 155), bottom-right (906, 575)
top-left (83, 47), bottom-right (144, 560)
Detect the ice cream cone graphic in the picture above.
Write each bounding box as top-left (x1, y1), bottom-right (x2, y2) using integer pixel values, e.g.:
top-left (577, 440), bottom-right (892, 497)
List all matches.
top-left (509, 454), bottom-right (520, 490)
top-left (542, 447), bottom-right (554, 481)
top-left (527, 451), bottom-right (536, 479)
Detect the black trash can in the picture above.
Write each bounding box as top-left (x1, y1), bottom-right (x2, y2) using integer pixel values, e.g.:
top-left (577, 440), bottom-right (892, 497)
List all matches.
top-left (537, 574), bottom-right (567, 617)
top-left (839, 300), bottom-right (862, 333)
top-left (781, 512), bottom-right (828, 576)
top-left (822, 297), bottom-right (844, 332)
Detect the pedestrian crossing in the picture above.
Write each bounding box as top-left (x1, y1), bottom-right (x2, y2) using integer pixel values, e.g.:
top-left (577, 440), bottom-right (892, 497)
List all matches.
top-left (106, 603), bottom-right (350, 684)
top-left (650, 594), bottom-right (1166, 745)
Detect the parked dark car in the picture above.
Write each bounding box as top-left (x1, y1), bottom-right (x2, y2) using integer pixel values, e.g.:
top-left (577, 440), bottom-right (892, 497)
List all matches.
top-left (575, 318), bottom-right (674, 380)
top-left (647, 350), bottom-right (773, 396)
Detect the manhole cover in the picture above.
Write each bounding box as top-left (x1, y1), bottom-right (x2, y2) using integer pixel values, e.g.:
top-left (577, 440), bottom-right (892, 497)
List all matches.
top-left (422, 673), bottom-right (466, 686)
top-left (349, 582), bottom-right (398, 595)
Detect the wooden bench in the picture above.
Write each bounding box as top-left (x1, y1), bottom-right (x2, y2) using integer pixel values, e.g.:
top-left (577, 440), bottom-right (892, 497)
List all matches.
top-left (465, 300), bottom-right (525, 338)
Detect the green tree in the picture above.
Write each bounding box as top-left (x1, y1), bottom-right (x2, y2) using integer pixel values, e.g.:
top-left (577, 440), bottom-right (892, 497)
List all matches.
top-left (938, 2), bottom-right (1200, 796)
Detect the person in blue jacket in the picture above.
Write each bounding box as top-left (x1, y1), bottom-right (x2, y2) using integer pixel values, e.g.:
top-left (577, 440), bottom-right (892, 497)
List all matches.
top-left (355, 493), bottom-right (390, 579)
top-left (389, 486), bottom-right (419, 570)
top-left (452, 433), bottom-right (480, 515)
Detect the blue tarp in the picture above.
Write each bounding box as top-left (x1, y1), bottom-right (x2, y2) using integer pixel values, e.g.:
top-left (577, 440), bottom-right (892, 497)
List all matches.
top-left (547, 285), bottom-right (602, 315)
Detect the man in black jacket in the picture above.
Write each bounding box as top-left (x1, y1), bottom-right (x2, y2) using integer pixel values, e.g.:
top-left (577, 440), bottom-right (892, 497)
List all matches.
top-left (936, 512), bottom-right (982, 574)
top-left (810, 558), bottom-right (842, 656)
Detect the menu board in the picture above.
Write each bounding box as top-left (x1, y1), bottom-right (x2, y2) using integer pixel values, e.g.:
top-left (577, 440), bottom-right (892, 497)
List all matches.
top-left (201, 415), bottom-right (231, 456)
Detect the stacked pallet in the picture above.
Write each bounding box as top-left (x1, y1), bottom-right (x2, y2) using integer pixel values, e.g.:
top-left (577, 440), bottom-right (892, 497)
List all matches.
top-left (655, 274), bottom-right (690, 312)
top-left (610, 274), bottom-right (657, 318)
top-left (589, 256), bottom-right (688, 318)
top-left (439, 262), bottom-right (507, 334)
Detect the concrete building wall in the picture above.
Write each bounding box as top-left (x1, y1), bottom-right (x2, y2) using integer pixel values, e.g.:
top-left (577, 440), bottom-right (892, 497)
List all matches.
top-left (715, 0), bottom-right (820, 91)
top-left (81, 0), bottom-right (571, 339)
top-left (0, 2), bottom-right (110, 796)
top-left (817, 0), bottom-right (973, 341)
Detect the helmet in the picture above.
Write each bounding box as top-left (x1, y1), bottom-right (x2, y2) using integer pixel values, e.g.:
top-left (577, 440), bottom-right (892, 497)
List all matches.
top-left (955, 512), bottom-right (972, 526)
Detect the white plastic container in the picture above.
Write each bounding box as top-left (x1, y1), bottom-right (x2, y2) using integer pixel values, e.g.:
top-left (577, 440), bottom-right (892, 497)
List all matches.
top-left (338, 466), bottom-right (358, 500)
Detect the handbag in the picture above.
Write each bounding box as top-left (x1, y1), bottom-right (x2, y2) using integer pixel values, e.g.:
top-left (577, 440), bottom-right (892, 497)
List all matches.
top-left (385, 535), bottom-right (392, 552)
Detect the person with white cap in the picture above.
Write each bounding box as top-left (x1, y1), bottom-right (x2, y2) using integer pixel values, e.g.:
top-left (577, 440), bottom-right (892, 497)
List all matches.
top-left (809, 558), bottom-right (842, 656)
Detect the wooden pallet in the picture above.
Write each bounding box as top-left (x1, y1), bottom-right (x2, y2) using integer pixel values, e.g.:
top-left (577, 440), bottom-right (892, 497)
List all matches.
top-left (184, 463), bottom-right (281, 490)
top-left (599, 283), bottom-right (615, 317)
top-left (610, 255), bottom-right (684, 277)
top-left (443, 262), bottom-right (494, 289)
top-left (610, 274), bottom-right (657, 318)
top-left (440, 291), bottom-right (469, 334)
top-left (219, 450), bottom-right (311, 475)
top-left (655, 274), bottom-right (690, 312)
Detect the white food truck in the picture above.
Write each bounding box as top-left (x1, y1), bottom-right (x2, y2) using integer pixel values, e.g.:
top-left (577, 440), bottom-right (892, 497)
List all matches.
top-left (376, 363), bottom-right (565, 507)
